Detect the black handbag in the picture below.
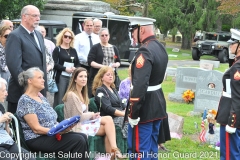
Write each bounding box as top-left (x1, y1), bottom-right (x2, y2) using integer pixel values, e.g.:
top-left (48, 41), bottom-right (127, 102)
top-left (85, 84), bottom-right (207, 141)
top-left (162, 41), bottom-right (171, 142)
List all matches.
top-left (215, 96), bottom-right (232, 125)
top-left (114, 69), bottom-right (121, 91)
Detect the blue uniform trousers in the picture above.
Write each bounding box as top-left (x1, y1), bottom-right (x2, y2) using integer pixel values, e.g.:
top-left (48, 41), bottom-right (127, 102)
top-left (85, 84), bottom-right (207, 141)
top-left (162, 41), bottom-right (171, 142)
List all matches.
top-left (127, 120), bottom-right (161, 160)
top-left (220, 125), bottom-right (240, 160)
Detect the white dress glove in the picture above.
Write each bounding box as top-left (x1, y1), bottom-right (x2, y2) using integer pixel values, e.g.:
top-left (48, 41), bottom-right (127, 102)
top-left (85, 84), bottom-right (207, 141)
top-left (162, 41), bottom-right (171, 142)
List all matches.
top-left (226, 125), bottom-right (236, 134)
top-left (128, 117), bottom-right (140, 128)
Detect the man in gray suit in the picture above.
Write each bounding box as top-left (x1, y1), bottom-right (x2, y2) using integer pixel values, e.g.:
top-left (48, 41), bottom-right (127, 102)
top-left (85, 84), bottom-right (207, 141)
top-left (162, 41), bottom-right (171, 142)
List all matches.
top-left (6, 5), bottom-right (47, 113)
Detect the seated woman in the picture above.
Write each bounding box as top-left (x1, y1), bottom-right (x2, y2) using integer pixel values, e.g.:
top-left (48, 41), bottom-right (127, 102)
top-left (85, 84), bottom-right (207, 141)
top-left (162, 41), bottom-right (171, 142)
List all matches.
top-left (63, 67), bottom-right (125, 159)
top-left (92, 66), bottom-right (127, 138)
top-left (0, 78), bottom-right (35, 160)
top-left (16, 67), bottom-right (89, 160)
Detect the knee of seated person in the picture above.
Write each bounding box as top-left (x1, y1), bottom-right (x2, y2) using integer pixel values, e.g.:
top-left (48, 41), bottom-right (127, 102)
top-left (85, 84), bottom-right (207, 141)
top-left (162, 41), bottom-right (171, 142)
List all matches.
top-left (103, 115), bottom-right (113, 121)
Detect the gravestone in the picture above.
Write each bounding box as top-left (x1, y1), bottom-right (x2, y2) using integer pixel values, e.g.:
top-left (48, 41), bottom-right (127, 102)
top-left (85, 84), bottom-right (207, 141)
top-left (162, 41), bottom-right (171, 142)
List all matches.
top-left (199, 63), bottom-right (214, 70)
top-left (200, 60), bottom-right (220, 68)
top-left (168, 112), bottom-right (184, 139)
top-left (194, 70), bottom-right (223, 112)
top-left (168, 54), bottom-right (178, 57)
top-left (172, 48), bottom-right (180, 52)
top-left (168, 67), bottom-right (205, 102)
top-left (164, 67), bottom-right (177, 81)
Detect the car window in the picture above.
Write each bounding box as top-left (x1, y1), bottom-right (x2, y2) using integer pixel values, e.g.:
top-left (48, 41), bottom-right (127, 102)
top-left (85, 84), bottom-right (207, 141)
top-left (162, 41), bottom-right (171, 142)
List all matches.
top-left (205, 33), bottom-right (217, 40)
top-left (219, 35), bottom-right (231, 41)
top-left (53, 27), bottom-right (64, 39)
top-left (44, 27), bottom-right (50, 38)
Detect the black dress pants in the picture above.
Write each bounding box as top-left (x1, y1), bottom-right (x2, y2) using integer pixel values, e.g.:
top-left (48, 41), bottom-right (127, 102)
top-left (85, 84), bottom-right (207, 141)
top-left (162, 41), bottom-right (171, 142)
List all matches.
top-left (26, 132), bottom-right (89, 160)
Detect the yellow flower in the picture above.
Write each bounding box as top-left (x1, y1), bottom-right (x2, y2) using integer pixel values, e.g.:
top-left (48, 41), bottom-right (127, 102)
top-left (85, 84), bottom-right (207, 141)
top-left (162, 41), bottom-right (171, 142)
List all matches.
top-left (182, 89), bottom-right (195, 103)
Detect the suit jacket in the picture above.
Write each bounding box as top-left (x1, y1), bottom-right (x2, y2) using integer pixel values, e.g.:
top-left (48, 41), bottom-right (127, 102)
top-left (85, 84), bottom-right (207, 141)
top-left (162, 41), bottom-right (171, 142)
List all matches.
top-left (6, 25), bottom-right (47, 103)
top-left (94, 84), bottom-right (124, 118)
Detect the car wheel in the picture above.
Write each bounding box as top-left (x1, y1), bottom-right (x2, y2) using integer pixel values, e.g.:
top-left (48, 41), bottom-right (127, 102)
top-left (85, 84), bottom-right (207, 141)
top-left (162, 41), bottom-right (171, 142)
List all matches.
top-left (218, 49), bottom-right (228, 63)
top-left (192, 48), bottom-right (200, 60)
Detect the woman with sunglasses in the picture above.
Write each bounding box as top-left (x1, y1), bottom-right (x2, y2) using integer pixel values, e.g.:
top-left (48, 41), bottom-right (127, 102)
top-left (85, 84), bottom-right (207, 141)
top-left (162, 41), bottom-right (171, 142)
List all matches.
top-left (52, 28), bottom-right (80, 107)
top-left (87, 28), bottom-right (120, 97)
top-left (0, 26), bottom-right (11, 82)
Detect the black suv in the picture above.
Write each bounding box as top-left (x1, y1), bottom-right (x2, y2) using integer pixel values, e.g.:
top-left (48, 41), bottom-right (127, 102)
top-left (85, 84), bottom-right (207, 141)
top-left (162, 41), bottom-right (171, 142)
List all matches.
top-left (11, 19), bottom-right (67, 43)
top-left (192, 31), bottom-right (231, 63)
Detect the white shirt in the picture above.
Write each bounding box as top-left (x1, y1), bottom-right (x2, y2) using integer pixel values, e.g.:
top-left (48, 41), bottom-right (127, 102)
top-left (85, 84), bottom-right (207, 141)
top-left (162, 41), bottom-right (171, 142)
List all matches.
top-left (74, 31), bottom-right (100, 65)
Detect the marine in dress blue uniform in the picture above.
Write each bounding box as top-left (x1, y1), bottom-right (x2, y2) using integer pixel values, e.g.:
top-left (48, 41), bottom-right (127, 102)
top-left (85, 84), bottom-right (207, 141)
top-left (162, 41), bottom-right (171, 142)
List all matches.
top-left (126, 17), bottom-right (168, 160)
top-left (216, 28), bottom-right (240, 160)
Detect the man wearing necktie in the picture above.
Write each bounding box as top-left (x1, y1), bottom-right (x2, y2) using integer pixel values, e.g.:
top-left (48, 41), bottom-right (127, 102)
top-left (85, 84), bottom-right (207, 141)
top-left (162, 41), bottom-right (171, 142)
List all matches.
top-left (5, 5), bottom-right (47, 114)
top-left (74, 18), bottom-right (100, 72)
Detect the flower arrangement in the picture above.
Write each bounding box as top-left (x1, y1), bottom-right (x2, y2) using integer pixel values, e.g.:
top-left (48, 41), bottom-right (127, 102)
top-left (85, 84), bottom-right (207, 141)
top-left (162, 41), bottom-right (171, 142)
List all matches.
top-left (97, 92), bottom-right (104, 111)
top-left (182, 89), bottom-right (195, 103)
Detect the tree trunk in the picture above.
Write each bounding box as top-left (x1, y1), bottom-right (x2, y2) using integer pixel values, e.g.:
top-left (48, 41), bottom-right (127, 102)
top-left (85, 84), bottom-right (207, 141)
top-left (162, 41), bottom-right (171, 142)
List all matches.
top-left (181, 34), bottom-right (191, 49)
top-left (216, 16), bottom-right (222, 31)
top-left (143, 0), bottom-right (149, 17)
top-left (172, 35), bottom-right (175, 42)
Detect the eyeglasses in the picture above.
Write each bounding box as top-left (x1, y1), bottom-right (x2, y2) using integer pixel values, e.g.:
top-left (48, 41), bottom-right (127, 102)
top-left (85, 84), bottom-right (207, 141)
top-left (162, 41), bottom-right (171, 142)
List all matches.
top-left (3, 34), bottom-right (8, 39)
top-left (25, 14), bottom-right (41, 18)
top-left (63, 35), bottom-right (73, 39)
top-left (101, 34), bottom-right (108, 37)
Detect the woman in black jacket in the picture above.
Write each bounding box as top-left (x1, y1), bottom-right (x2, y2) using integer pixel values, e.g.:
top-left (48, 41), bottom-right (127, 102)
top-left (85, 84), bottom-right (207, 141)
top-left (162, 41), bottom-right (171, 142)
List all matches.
top-left (52, 28), bottom-right (81, 107)
top-left (87, 28), bottom-right (120, 97)
top-left (92, 66), bottom-right (127, 138)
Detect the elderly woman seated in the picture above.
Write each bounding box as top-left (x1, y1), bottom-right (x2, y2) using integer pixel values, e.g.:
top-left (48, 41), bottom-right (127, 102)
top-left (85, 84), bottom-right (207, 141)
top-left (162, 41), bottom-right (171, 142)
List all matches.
top-left (0, 77), bottom-right (35, 160)
top-left (16, 67), bottom-right (89, 160)
top-left (92, 66), bottom-right (127, 138)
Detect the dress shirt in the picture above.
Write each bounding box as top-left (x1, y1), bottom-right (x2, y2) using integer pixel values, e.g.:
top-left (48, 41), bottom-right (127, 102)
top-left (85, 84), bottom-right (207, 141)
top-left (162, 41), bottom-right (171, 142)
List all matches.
top-left (74, 31), bottom-right (100, 65)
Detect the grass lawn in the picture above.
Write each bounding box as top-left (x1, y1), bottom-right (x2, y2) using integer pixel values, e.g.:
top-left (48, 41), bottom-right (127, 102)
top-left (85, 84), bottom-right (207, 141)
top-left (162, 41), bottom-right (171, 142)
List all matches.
top-left (117, 62), bottom-right (228, 159)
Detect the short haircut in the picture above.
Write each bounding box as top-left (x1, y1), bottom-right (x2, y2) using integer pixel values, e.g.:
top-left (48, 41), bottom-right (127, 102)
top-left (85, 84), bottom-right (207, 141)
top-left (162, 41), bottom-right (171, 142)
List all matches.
top-left (0, 78), bottom-right (7, 89)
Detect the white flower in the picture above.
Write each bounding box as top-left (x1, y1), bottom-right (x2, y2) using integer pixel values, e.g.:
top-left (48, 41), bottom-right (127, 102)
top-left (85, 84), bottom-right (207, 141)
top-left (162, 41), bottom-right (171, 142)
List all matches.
top-left (70, 57), bottom-right (74, 62)
top-left (97, 92), bottom-right (104, 111)
top-left (97, 92), bottom-right (104, 98)
top-left (122, 98), bottom-right (127, 104)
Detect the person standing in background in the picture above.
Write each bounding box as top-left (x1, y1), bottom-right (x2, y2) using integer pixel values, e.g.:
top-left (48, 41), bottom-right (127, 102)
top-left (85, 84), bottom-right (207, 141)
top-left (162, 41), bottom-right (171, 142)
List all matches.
top-left (74, 18), bottom-right (100, 72)
top-left (5, 5), bottom-right (47, 114)
top-left (0, 20), bottom-right (14, 31)
top-left (39, 25), bottom-right (55, 54)
top-left (93, 18), bottom-right (102, 35)
top-left (0, 26), bottom-right (11, 82)
top-left (52, 28), bottom-right (80, 107)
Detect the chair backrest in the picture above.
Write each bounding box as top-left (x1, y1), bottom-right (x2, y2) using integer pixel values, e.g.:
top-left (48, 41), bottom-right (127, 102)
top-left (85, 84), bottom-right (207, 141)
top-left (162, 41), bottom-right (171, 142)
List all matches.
top-left (54, 104), bottom-right (64, 122)
top-left (89, 97), bottom-right (98, 113)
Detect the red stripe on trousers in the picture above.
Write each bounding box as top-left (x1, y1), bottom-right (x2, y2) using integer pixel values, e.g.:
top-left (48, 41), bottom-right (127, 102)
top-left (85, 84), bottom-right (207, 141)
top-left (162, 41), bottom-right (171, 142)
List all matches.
top-left (226, 132), bottom-right (230, 160)
top-left (135, 125), bottom-right (140, 160)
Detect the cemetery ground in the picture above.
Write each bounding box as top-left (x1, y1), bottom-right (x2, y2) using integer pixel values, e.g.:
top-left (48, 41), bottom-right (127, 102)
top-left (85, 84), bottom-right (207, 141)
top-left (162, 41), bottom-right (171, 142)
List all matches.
top-left (117, 50), bottom-right (229, 159)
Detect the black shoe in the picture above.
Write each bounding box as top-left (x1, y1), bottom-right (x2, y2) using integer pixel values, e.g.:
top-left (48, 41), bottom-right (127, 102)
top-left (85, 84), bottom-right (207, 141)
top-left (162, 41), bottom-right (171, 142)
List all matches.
top-left (158, 146), bottom-right (170, 152)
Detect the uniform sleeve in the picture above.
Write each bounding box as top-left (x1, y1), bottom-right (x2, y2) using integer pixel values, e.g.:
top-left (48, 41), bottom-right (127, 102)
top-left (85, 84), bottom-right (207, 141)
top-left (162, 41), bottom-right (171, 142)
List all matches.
top-left (129, 47), bottom-right (153, 119)
top-left (95, 87), bottom-right (116, 116)
top-left (228, 63), bottom-right (240, 127)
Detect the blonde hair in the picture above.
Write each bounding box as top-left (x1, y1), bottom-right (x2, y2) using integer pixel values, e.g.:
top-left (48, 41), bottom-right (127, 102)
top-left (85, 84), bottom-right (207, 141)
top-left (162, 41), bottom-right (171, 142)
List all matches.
top-left (0, 26), bottom-right (11, 37)
top-left (92, 66), bottom-right (115, 96)
top-left (62, 67), bottom-right (89, 106)
top-left (55, 28), bottom-right (75, 48)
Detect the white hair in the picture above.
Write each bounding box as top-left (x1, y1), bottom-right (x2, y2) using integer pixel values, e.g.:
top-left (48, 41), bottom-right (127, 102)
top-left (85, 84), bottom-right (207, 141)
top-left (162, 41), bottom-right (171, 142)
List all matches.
top-left (0, 77), bottom-right (7, 89)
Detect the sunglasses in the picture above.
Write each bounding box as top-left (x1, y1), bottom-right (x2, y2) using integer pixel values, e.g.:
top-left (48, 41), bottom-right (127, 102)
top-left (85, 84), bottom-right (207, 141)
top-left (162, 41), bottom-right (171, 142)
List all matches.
top-left (3, 34), bottom-right (8, 39)
top-left (63, 35), bottom-right (73, 39)
top-left (101, 34), bottom-right (108, 37)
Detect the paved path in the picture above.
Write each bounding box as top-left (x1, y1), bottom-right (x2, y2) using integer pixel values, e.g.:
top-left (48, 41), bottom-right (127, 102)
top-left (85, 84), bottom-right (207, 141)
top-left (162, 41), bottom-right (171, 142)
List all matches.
top-left (121, 60), bottom-right (201, 68)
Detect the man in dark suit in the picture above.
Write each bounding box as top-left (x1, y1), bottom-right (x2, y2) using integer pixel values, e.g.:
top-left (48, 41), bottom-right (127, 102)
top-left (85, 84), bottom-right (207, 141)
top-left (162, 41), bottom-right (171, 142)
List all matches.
top-left (6, 5), bottom-right (47, 113)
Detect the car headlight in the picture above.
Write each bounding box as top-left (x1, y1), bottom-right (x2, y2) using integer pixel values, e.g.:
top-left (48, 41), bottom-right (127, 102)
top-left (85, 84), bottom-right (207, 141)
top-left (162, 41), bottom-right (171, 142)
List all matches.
top-left (212, 46), bottom-right (215, 49)
top-left (198, 44), bottom-right (201, 48)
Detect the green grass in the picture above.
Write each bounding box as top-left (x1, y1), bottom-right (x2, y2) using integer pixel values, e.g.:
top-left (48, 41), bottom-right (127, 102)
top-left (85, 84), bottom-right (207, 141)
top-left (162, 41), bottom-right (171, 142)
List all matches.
top-left (117, 63), bottom-right (229, 159)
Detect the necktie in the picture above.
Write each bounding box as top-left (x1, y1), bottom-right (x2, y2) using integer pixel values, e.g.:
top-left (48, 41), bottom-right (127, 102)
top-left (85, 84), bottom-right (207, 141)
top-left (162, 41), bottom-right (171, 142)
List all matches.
top-left (89, 35), bottom-right (93, 48)
top-left (30, 32), bottom-right (41, 50)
